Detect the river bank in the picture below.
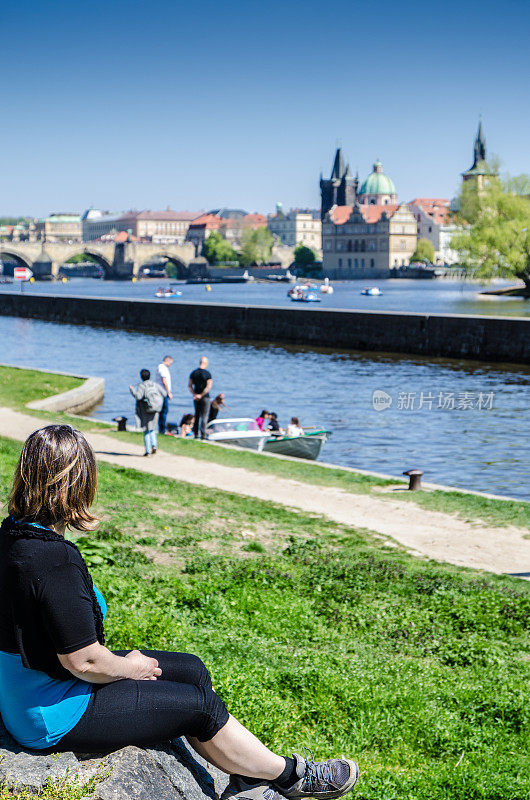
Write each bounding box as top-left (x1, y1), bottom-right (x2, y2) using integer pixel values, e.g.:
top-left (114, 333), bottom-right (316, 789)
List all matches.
top-left (1, 316), bottom-right (528, 499)
top-left (1, 365), bottom-right (529, 576)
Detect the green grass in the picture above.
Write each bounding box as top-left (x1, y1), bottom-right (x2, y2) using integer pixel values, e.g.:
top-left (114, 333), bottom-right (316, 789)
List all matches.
top-left (1, 435), bottom-right (529, 800)
top-left (0, 366), bottom-right (113, 432)
top-left (106, 428), bottom-right (530, 529)
top-left (0, 366), bottom-right (82, 409)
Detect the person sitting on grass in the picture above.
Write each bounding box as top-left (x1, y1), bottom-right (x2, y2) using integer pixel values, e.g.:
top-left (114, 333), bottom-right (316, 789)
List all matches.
top-left (0, 424), bottom-right (359, 800)
top-left (179, 413), bottom-right (195, 438)
top-left (129, 368), bottom-right (166, 456)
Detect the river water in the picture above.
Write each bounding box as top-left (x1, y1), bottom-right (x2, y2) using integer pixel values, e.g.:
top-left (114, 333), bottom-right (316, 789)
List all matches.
top-left (1, 275), bottom-right (529, 316)
top-left (1, 279), bottom-right (528, 500)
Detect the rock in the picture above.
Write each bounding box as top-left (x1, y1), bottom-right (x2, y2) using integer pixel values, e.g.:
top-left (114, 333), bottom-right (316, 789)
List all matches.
top-left (0, 750), bottom-right (80, 795)
top-left (0, 716), bottom-right (230, 799)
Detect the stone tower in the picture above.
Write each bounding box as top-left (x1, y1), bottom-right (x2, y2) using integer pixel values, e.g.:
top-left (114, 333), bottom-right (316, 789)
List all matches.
top-left (462, 121), bottom-right (495, 188)
top-left (320, 148), bottom-right (358, 220)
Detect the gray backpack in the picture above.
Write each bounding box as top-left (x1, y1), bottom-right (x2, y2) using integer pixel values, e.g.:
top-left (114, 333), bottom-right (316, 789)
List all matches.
top-left (143, 382), bottom-right (164, 413)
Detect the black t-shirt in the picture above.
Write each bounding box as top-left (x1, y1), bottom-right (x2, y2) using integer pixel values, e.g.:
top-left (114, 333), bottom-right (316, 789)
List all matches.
top-left (0, 518), bottom-right (101, 679)
top-left (190, 368), bottom-right (212, 397)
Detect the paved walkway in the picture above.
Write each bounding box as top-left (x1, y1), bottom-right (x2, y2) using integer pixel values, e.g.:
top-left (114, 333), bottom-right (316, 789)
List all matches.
top-left (1, 407), bottom-right (529, 577)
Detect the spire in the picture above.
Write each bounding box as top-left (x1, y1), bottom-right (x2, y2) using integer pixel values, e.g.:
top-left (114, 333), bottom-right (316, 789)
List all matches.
top-left (469, 118), bottom-right (487, 170)
top-left (344, 163), bottom-right (353, 178)
top-left (330, 148), bottom-right (345, 180)
top-left (474, 118), bottom-right (486, 165)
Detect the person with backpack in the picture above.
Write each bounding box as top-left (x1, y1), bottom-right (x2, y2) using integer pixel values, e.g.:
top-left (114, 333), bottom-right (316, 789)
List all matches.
top-left (129, 369), bottom-right (166, 456)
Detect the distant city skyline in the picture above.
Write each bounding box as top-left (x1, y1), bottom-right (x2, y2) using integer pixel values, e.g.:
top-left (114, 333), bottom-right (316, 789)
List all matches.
top-left (1, 0), bottom-right (529, 217)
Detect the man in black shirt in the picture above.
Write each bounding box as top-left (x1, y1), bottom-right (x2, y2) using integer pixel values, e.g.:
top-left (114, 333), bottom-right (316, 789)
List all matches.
top-left (188, 356), bottom-right (213, 439)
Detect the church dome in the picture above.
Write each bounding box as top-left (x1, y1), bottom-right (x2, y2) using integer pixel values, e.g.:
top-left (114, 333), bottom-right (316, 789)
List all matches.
top-left (359, 160), bottom-right (396, 196)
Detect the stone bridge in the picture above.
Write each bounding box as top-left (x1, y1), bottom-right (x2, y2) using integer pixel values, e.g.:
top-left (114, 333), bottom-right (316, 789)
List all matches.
top-left (0, 241), bottom-right (197, 280)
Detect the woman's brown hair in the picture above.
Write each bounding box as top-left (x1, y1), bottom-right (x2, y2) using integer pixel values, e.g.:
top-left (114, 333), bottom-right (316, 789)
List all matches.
top-left (8, 425), bottom-right (98, 531)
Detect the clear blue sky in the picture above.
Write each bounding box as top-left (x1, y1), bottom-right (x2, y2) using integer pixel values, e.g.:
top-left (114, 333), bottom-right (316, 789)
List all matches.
top-left (2, 0), bottom-right (529, 217)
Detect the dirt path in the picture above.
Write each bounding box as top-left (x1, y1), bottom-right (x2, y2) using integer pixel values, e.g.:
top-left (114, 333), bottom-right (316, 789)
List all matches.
top-left (1, 407), bottom-right (529, 577)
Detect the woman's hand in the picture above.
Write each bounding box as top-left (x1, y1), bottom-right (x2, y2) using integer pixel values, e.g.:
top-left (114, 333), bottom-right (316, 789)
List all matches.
top-left (59, 644), bottom-right (162, 683)
top-left (124, 650), bottom-right (162, 680)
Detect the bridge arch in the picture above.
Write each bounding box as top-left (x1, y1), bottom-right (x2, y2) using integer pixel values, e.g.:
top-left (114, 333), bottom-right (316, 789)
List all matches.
top-left (136, 252), bottom-right (190, 280)
top-left (0, 249), bottom-right (34, 271)
top-left (63, 248), bottom-right (113, 275)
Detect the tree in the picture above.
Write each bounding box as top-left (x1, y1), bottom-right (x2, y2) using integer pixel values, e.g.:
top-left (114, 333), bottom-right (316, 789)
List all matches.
top-left (239, 227), bottom-right (273, 266)
top-left (65, 253), bottom-right (101, 264)
top-left (410, 238), bottom-right (435, 264)
top-left (202, 231), bottom-right (238, 265)
top-left (293, 244), bottom-right (316, 267)
top-left (451, 176), bottom-right (530, 290)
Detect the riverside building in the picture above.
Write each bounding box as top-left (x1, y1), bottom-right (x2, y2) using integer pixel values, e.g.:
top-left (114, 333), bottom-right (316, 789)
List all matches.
top-left (267, 204), bottom-right (322, 253)
top-left (44, 214), bottom-right (82, 243)
top-left (321, 148), bottom-right (416, 278)
top-left (81, 209), bottom-right (200, 243)
top-left (407, 198), bottom-right (460, 265)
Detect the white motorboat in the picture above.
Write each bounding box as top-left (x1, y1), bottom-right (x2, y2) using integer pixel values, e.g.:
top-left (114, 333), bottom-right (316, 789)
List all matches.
top-left (206, 418), bottom-right (270, 451)
top-left (361, 286), bottom-right (382, 296)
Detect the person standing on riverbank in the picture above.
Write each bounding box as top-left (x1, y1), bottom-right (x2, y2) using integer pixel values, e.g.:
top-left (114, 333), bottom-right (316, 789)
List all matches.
top-left (155, 355), bottom-right (173, 435)
top-left (188, 356), bottom-right (212, 439)
top-left (129, 369), bottom-right (166, 456)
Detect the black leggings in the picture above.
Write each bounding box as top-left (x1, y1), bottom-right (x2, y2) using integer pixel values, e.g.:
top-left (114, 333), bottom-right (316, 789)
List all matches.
top-left (55, 650), bottom-right (229, 752)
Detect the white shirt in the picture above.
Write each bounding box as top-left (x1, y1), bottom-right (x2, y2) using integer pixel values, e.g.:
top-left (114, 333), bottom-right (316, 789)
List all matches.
top-left (156, 362), bottom-right (171, 394)
top-left (286, 424), bottom-right (304, 438)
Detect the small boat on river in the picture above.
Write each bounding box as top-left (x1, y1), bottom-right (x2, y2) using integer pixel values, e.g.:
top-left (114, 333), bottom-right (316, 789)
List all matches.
top-left (263, 429), bottom-right (330, 460)
top-left (155, 287), bottom-right (182, 298)
top-left (288, 285), bottom-right (321, 302)
top-left (320, 278), bottom-right (334, 294)
top-left (361, 286), bottom-right (382, 296)
top-left (205, 418), bottom-right (270, 451)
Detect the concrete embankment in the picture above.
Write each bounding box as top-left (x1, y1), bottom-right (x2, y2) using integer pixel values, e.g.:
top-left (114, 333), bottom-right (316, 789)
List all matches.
top-left (0, 291), bottom-right (529, 364)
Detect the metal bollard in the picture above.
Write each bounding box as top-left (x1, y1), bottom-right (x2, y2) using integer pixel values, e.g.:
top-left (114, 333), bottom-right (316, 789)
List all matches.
top-left (403, 468), bottom-right (423, 490)
top-left (112, 416), bottom-right (128, 432)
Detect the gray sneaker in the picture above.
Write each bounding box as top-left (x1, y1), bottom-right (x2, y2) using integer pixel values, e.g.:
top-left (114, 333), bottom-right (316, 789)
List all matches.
top-left (221, 776), bottom-right (286, 800)
top-left (278, 751), bottom-right (359, 799)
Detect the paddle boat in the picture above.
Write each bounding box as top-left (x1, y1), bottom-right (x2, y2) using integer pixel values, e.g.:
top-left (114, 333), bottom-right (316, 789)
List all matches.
top-left (154, 287), bottom-right (182, 298)
top-left (263, 428), bottom-right (331, 460)
top-left (288, 285), bottom-right (321, 302)
top-left (320, 278), bottom-right (334, 295)
top-left (360, 286), bottom-right (382, 296)
top-left (205, 418), bottom-right (270, 451)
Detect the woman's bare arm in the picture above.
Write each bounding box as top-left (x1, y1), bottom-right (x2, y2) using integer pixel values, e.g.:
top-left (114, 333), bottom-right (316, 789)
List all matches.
top-left (58, 644), bottom-right (161, 684)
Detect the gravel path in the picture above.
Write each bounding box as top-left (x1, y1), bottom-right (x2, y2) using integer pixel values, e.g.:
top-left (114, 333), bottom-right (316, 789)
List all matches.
top-left (1, 407), bottom-right (528, 577)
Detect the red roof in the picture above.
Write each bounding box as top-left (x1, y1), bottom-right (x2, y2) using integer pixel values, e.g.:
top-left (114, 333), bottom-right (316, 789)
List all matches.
top-left (359, 204), bottom-right (399, 223)
top-left (221, 214), bottom-right (267, 229)
top-left (188, 214), bottom-right (223, 230)
top-left (408, 198), bottom-right (451, 225)
top-left (329, 206), bottom-right (353, 225)
top-left (329, 204), bottom-right (400, 226)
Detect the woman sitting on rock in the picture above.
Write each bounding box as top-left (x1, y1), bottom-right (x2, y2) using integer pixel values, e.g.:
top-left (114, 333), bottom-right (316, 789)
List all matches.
top-left (0, 425), bottom-right (358, 800)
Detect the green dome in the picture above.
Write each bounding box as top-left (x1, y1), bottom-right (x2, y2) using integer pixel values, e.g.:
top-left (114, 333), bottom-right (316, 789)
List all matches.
top-left (359, 160), bottom-right (396, 196)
